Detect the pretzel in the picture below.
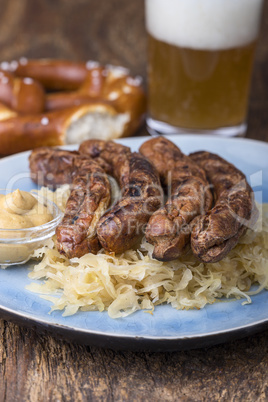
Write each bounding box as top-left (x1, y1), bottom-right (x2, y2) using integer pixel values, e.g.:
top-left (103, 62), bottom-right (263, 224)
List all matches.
top-left (0, 70), bottom-right (45, 114)
top-left (46, 65), bottom-right (146, 137)
top-left (0, 102), bottom-right (131, 156)
top-left (0, 58), bottom-right (146, 151)
top-left (0, 102), bottom-right (17, 121)
top-left (1, 59), bottom-right (146, 135)
top-left (1, 58), bottom-right (90, 90)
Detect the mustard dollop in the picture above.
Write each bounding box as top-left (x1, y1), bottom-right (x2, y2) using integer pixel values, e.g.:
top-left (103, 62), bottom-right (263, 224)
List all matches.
top-left (0, 189), bottom-right (53, 229)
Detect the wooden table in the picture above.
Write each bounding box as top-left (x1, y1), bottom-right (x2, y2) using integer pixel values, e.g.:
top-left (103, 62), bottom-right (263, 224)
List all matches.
top-left (0, 0), bottom-right (267, 400)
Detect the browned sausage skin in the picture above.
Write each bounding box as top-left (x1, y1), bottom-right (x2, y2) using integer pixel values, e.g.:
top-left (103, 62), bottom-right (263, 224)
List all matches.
top-left (79, 140), bottom-right (163, 253)
top-left (29, 147), bottom-right (111, 258)
top-left (189, 151), bottom-right (258, 263)
top-left (79, 139), bottom-right (131, 174)
top-left (56, 156), bottom-right (110, 258)
top-left (139, 137), bottom-right (213, 261)
top-left (29, 147), bottom-right (79, 187)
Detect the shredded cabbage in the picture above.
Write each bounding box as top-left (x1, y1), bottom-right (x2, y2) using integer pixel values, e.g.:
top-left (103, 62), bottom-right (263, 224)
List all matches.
top-left (26, 187), bottom-right (268, 318)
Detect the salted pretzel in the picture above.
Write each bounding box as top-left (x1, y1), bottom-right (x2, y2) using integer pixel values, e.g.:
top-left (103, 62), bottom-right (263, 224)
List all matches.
top-left (0, 58), bottom-right (146, 151)
top-left (0, 102), bottom-right (132, 155)
top-left (0, 70), bottom-right (45, 114)
top-left (1, 58), bottom-right (89, 90)
top-left (1, 58), bottom-right (146, 141)
top-left (45, 64), bottom-right (146, 138)
top-left (0, 102), bottom-right (17, 121)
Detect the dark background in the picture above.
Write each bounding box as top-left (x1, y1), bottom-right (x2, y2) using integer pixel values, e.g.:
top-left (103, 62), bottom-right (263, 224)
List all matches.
top-left (0, 0), bottom-right (267, 400)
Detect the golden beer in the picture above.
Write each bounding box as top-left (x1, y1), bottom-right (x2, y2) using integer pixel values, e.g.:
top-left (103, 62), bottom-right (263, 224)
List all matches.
top-left (148, 36), bottom-right (256, 130)
top-left (145, 0), bottom-right (263, 135)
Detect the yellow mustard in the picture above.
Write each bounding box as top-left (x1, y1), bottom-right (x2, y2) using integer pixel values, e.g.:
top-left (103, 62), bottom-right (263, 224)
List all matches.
top-left (0, 189), bottom-right (53, 229)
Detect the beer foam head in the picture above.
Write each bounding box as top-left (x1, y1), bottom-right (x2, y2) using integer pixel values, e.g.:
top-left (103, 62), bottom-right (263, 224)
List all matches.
top-left (145, 0), bottom-right (263, 50)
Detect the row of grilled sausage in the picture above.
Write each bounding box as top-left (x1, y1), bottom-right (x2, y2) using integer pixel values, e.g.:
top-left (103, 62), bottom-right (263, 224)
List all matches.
top-left (29, 137), bottom-right (258, 263)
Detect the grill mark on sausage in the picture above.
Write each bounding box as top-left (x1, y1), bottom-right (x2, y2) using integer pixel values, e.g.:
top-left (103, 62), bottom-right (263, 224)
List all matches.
top-left (29, 147), bottom-right (78, 188)
top-left (139, 137), bottom-right (213, 261)
top-left (29, 147), bottom-right (111, 258)
top-left (79, 140), bottom-right (162, 253)
top-left (189, 151), bottom-right (258, 263)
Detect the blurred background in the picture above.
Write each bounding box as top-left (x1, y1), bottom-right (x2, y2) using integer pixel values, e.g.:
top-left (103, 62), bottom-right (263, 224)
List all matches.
top-left (0, 0), bottom-right (146, 76)
top-left (0, 0), bottom-right (267, 139)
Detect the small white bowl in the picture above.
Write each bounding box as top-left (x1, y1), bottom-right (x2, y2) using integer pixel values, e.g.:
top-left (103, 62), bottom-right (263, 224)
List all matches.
top-left (0, 191), bottom-right (63, 267)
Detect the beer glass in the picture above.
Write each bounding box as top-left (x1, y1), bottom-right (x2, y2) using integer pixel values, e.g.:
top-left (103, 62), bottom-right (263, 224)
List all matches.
top-left (145, 0), bottom-right (264, 136)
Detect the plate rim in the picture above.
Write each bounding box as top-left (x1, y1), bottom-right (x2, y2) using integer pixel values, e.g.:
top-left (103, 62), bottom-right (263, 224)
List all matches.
top-left (1, 299), bottom-right (268, 340)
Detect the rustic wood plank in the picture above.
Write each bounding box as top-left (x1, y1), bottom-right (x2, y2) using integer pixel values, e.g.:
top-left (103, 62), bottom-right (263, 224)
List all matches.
top-left (0, 320), bottom-right (267, 401)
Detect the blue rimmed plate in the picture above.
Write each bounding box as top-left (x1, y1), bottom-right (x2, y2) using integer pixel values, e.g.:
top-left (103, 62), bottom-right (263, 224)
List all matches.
top-left (0, 135), bottom-right (267, 351)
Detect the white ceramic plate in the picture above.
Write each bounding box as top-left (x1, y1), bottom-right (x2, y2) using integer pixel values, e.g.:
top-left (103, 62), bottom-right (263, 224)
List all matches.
top-left (0, 135), bottom-right (267, 351)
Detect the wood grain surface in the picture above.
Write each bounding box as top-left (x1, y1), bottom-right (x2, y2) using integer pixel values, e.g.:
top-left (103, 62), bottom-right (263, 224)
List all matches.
top-left (0, 0), bottom-right (268, 401)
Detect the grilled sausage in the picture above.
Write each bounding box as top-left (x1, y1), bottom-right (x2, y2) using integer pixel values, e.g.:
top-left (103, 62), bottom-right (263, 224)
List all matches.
top-left (29, 147), bottom-right (111, 258)
top-left (79, 139), bottom-right (131, 174)
top-left (139, 137), bottom-right (213, 261)
top-left (79, 140), bottom-right (163, 253)
top-left (29, 147), bottom-right (79, 188)
top-left (189, 151), bottom-right (258, 263)
top-left (29, 146), bottom-right (110, 187)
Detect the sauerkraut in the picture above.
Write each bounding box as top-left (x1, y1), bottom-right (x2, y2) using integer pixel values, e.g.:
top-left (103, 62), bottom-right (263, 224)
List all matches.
top-left (26, 186), bottom-right (268, 318)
